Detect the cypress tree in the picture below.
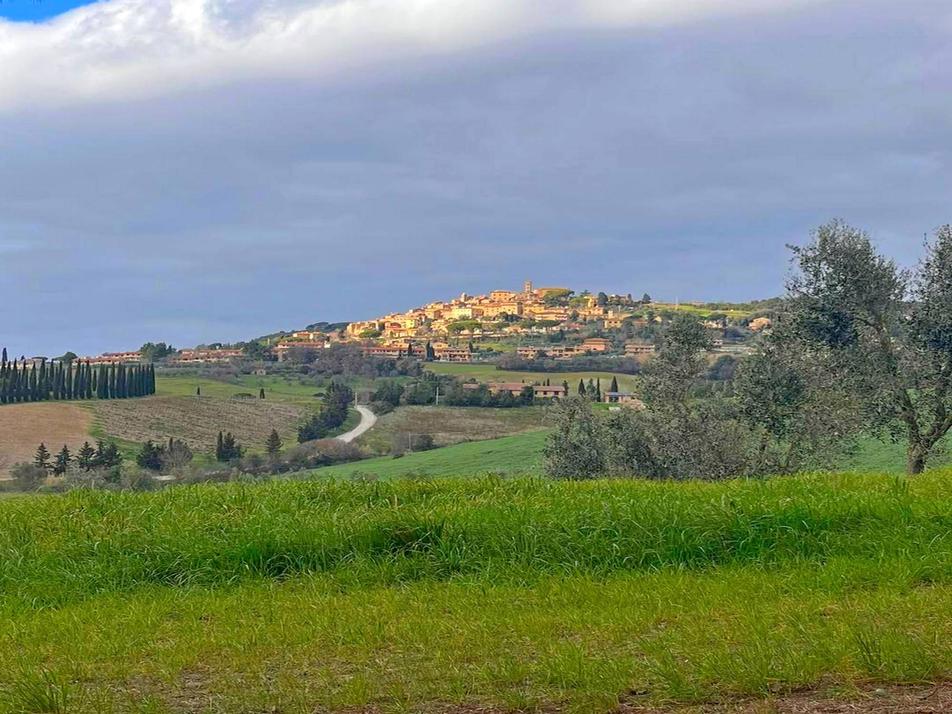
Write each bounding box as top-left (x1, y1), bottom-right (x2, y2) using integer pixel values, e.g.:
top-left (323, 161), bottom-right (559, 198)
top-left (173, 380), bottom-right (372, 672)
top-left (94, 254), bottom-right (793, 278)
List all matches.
top-left (28, 364), bottom-right (38, 402)
top-left (577, 379), bottom-right (586, 396)
top-left (266, 429), bottom-right (282, 457)
top-left (610, 376), bottom-right (619, 393)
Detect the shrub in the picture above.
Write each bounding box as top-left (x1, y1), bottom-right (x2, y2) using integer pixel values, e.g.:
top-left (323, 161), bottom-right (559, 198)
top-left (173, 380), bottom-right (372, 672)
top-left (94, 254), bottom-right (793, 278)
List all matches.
top-left (10, 463), bottom-right (47, 491)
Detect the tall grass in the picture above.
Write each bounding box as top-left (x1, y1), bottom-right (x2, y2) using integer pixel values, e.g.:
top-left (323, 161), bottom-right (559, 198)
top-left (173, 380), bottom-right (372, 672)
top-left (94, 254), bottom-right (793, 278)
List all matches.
top-left (0, 472), bottom-right (950, 609)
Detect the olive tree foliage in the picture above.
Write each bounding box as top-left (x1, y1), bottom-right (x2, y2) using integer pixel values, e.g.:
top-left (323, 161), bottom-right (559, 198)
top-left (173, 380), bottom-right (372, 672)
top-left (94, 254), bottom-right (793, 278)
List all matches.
top-left (734, 322), bottom-right (860, 475)
top-left (545, 316), bottom-right (759, 480)
top-left (786, 221), bottom-right (952, 474)
top-left (543, 397), bottom-right (606, 478)
top-left (544, 312), bottom-right (856, 481)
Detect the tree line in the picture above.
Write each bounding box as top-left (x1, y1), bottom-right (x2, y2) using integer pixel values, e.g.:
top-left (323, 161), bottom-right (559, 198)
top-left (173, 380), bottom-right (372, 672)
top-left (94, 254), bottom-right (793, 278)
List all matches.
top-left (0, 349), bottom-right (156, 404)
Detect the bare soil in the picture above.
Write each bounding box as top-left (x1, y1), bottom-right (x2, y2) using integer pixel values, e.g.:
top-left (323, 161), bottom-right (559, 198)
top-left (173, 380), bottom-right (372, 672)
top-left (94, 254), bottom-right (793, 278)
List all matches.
top-left (619, 683), bottom-right (952, 714)
top-left (91, 395), bottom-right (305, 453)
top-left (0, 402), bottom-right (93, 476)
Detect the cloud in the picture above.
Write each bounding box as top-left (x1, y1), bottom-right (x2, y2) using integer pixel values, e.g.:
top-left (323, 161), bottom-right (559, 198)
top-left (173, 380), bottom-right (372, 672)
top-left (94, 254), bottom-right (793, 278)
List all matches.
top-left (0, 0), bottom-right (834, 111)
top-left (0, 0), bottom-right (950, 355)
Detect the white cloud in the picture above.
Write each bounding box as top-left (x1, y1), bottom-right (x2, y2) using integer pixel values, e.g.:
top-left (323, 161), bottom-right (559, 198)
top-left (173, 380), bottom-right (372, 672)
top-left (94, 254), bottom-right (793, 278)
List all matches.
top-left (0, 0), bottom-right (830, 111)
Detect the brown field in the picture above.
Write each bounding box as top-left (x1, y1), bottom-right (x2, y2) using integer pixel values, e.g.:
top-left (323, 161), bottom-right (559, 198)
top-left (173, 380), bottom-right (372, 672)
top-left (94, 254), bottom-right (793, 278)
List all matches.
top-left (91, 396), bottom-right (305, 454)
top-left (357, 405), bottom-right (548, 455)
top-left (0, 403), bottom-right (93, 476)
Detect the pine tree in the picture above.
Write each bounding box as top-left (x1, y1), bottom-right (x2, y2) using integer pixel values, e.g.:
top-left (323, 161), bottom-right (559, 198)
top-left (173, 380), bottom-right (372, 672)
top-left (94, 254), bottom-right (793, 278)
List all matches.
top-left (136, 440), bottom-right (164, 471)
top-left (34, 443), bottom-right (51, 471)
top-left (266, 429), bottom-right (282, 457)
top-left (217, 432), bottom-right (242, 462)
top-left (77, 441), bottom-right (96, 471)
top-left (53, 445), bottom-right (71, 476)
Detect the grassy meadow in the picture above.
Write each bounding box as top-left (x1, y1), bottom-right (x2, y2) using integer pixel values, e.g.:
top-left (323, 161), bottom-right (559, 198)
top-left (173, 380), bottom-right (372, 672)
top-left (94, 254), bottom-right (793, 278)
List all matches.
top-left (319, 429), bottom-right (549, 478)
top-left (355, 405), bottom-right (547, 455)
top-left (0, 473), bottom-right (950, 712)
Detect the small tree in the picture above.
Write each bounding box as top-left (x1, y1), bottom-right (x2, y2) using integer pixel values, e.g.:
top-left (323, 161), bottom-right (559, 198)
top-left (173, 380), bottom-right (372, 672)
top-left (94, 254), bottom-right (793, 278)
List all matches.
top-left (162, 438), bottom-right (193, 470)
top-left (52, 445), bottom-right (71, 476)
top-left (266, 429), bottom-right (283, 457)
top-left (217, 432), bottom-right (243, 462)
top-left (33, 443), bottom-right (51, 472)
top-left (259, 387), bottom-right (266, 399)
top-left (77, 441), bottom-right (96, 471)
top-left (135, 440), bottom-right (164, 471)
top-left (94, 440), bottom-right (122, 468)
top-left (609, 376), bottom-right (619, 393)
top-left (543, 398), bottom-right (606, 479)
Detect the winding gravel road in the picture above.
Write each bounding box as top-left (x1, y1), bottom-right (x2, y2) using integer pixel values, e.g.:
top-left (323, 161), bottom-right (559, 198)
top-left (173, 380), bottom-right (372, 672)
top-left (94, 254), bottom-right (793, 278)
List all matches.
top-left (335, 405), bottom-right (377, 443)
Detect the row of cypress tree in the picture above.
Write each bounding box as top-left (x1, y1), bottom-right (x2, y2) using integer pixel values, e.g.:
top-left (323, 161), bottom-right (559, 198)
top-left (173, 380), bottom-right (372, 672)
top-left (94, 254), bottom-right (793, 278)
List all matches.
top-left (0, 348), bottom-right (156, 405)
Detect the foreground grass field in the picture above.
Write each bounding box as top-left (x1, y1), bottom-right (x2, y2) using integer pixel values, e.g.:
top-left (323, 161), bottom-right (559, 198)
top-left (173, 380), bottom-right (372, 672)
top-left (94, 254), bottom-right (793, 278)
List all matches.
top-left (0, 473), bottom-right (950, 712)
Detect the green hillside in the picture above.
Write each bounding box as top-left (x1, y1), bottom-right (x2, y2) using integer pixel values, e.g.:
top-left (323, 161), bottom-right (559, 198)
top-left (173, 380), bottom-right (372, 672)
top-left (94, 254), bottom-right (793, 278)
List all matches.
top-left (316, 429), bottom-right (548, 479)
top-left (0, 473), bottom-right (950, 712)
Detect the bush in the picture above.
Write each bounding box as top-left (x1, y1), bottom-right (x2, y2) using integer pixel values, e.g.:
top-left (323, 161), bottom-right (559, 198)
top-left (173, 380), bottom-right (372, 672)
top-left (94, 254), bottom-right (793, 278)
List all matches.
top-left (10, 463), bottom-right (47, 491)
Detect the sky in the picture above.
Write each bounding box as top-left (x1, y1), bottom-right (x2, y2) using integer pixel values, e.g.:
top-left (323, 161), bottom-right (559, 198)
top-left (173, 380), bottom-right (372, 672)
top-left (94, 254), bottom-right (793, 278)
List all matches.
top-left (0, 1), bottom-right (98, 22)
top-left (1, 1), bottom-right (950, 356)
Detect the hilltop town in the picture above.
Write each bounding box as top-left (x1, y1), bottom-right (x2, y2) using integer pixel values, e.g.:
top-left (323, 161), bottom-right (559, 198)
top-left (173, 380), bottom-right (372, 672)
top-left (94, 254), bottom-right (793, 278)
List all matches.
top-left (65, 280), bottom-right (774, 369)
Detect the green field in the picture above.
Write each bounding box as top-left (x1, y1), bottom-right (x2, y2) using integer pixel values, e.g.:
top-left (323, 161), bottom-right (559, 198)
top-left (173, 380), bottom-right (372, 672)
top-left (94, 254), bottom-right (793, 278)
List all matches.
top-left (319, 429), bottom-right (548, 478)
top-left (155, 373), bottom-right (326, 407)
top-left (425, 363), bottom-right (640, 392)
top-left (0, 473), bottom-right (950, 712)
top-left (321, 427), bottom-right (947, 480)
top-left (355, 405), bottom-right (547, 455)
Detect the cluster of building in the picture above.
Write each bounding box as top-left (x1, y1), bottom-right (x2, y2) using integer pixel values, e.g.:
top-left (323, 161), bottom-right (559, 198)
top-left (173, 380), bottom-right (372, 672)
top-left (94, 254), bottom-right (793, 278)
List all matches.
top-left (515, 338), bottom-right (657, 361)
top-left (82, 348), bottom-right (245, 366)
top-left (473, 381), bottom-right (644, 407)
top-left (345, 281), bottom-right (580, 341)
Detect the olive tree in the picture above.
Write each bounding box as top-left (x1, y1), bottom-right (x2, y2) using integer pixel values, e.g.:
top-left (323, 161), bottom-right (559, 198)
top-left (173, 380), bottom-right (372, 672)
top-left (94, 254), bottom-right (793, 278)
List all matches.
top-left (787, 221), bottom-right (952, 474)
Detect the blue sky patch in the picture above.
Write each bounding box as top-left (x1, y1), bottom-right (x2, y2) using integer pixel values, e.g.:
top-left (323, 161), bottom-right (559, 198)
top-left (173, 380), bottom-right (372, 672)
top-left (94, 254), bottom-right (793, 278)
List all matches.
top-left (0, 0), bottom-right (99, 22)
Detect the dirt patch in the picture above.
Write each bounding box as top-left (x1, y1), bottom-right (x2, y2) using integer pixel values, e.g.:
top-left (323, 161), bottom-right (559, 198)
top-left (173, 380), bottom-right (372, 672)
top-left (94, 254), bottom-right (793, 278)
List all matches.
top-left (0, 403), bottom-right (93, 476)
top-left (619, 683), bottom-right (952, 713)
top-left (92, 396), bottom-right (305, 453)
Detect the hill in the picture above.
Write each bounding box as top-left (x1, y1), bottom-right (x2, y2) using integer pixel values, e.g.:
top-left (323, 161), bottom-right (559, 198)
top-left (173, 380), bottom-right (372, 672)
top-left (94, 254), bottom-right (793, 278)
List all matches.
top-left (0, 473), bottom-right (950, 712)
